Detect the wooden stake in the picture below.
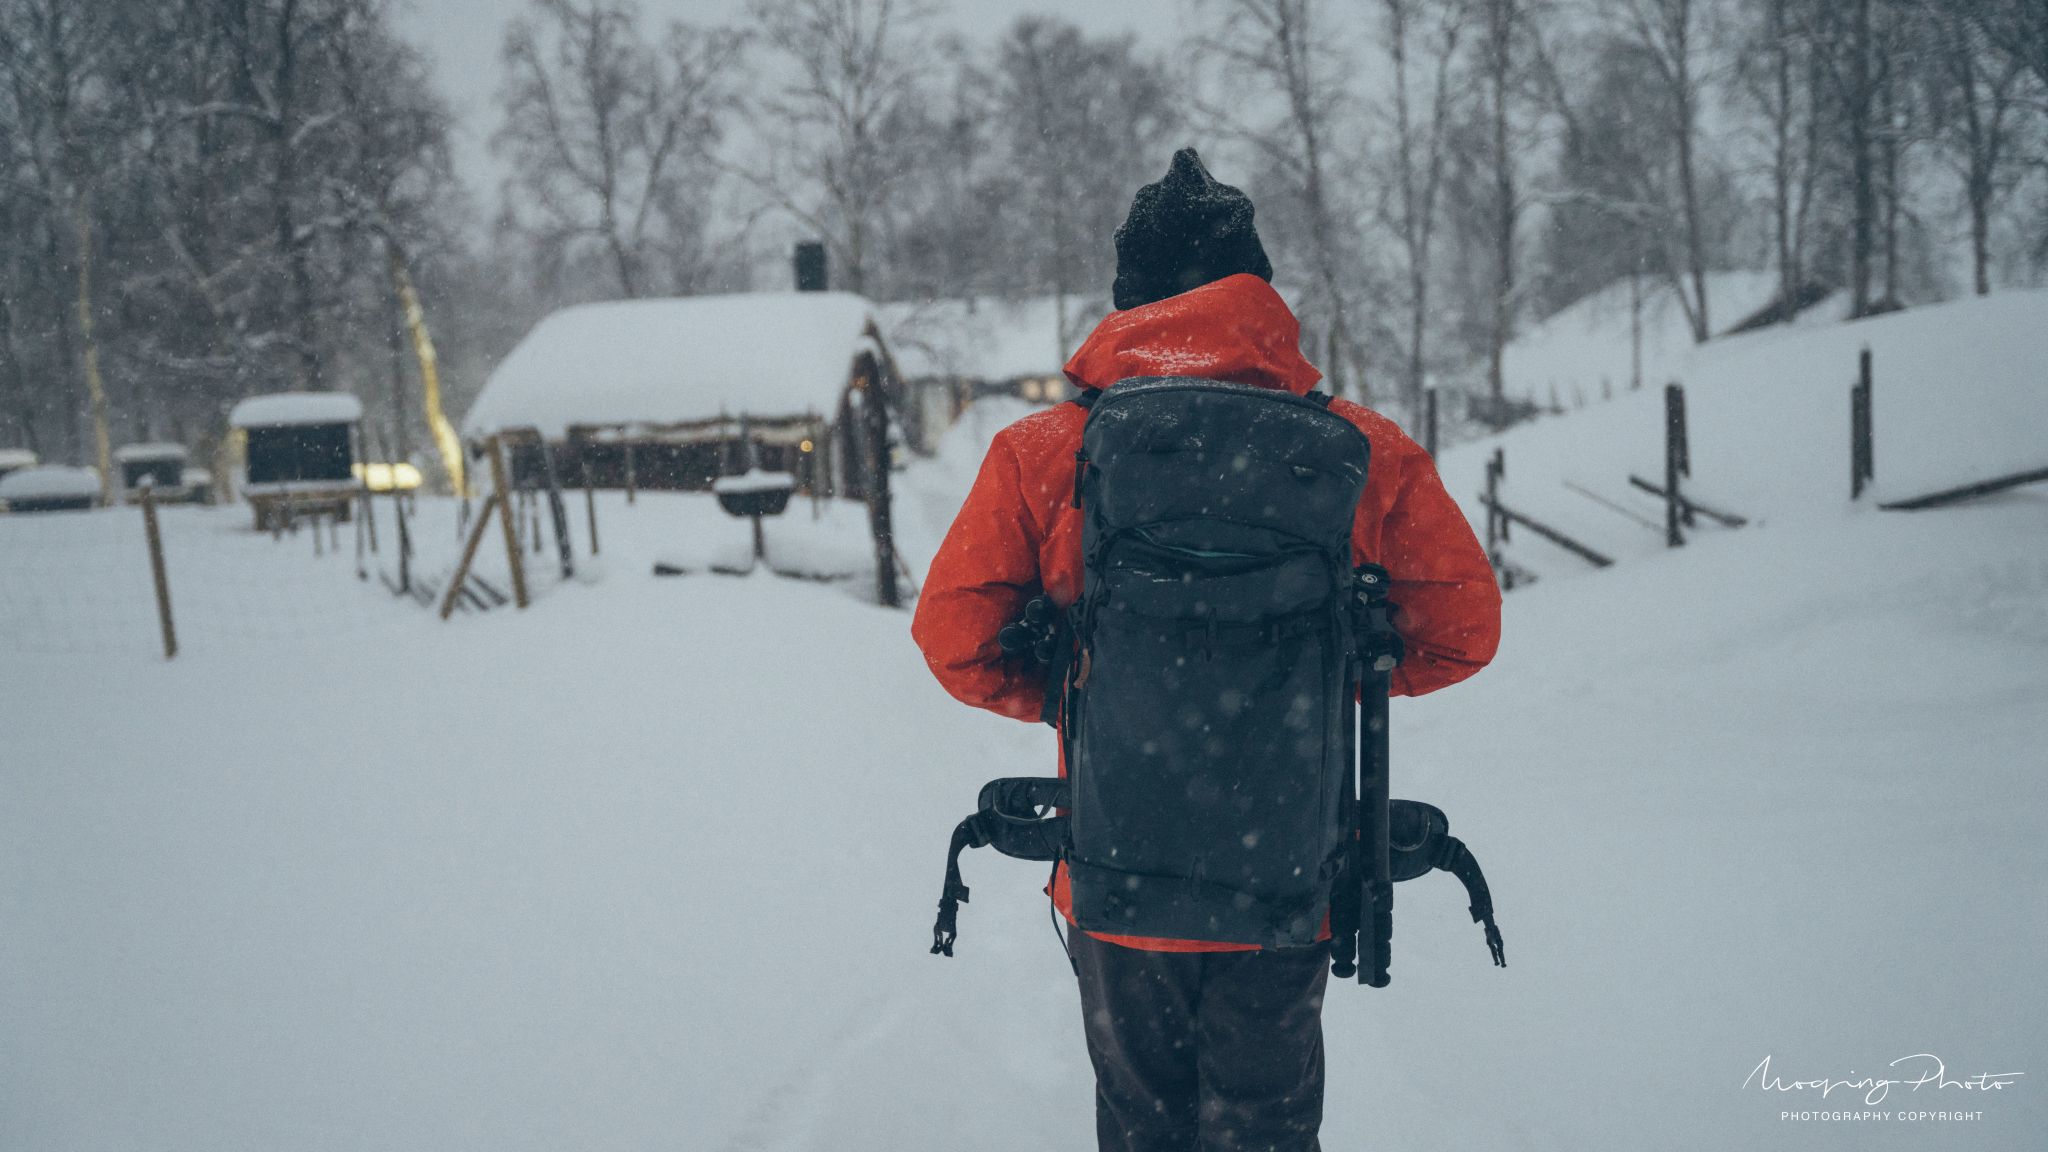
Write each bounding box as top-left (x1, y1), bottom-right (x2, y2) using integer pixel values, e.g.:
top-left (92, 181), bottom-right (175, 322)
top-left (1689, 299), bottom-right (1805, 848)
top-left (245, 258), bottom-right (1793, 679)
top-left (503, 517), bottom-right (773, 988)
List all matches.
top-left (440, 493), bottom-right (499, 620)
top-left (488, 435), bottom-right (530, 608)
top-left (140, 484), bottom-right (177, 658)
top-left (581, 459), bottom-right (600, 556)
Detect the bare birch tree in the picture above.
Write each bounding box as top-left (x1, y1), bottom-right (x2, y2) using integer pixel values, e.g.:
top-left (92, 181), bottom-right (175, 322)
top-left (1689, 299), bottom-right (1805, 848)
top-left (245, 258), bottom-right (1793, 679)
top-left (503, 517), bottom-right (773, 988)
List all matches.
top-left (993, 17), bottom-right (1178, 355)
top-left (747, 0), bottom-right (930, 296)
top-left (1606, 0), bottom-right (1712, 341)
top-left (1195, 0), bottom-right (1363, 399)
top-left (496, 0), bottom-right (743, 301)
top-left (1376, 0), bottom-right (1467, 426)
top-left (1922, 1), bottom-right (2025, 297)
top-left (0, 0), bottom-right (115, 492)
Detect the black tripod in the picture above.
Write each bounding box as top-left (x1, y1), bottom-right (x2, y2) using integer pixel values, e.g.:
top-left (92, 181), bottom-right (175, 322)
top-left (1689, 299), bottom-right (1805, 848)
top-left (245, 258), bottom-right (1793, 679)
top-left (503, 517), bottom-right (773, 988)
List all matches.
top-left (1331, 563), bottom-right (1398, 987)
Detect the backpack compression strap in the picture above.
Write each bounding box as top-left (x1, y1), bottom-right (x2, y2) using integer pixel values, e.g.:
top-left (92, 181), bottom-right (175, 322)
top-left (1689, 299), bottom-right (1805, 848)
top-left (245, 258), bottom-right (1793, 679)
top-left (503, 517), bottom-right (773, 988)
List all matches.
top-left (1435, 835), bottom-right (1507, 967)
top-left (932, 778), bottom-right (1071, 956)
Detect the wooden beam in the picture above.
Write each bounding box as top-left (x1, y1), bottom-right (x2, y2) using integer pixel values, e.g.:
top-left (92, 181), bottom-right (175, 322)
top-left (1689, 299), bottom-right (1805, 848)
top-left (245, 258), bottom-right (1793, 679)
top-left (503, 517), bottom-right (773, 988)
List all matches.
top-left (488, 435), bottom-right (530, 608)
top-left (1878, 466), bottom-right (2048, 511)
top-left (1627, 475), bottom-right (1748, 527)
top-left (140, 484), bottom-right (177, 658)
top-left (440, 493), bottom-right (499, 621)
top-left (1477, 495), bottom-right (1614, 568)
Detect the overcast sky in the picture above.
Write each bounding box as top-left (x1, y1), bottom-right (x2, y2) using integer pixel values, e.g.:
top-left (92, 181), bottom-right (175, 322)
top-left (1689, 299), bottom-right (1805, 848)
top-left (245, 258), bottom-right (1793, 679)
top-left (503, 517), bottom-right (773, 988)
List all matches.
top-left (392, 0), bottom-right (1192, 200)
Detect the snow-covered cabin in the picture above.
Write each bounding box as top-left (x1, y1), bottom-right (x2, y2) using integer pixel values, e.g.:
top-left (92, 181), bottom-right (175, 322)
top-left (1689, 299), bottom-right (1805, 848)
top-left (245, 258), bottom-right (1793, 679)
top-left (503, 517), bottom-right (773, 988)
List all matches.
top-left (230, 391), bottom-right (364, 530)
top-left (878, 295), bottom-right (1109, 452)
top-left (464, 292), bottom-right (897, 498)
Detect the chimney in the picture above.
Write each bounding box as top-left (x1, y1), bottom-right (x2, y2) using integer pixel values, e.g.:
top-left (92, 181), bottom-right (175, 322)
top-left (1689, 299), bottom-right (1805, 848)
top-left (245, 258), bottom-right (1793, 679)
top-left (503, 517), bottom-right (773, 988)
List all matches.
top-left (794, 242), bottom-right (828, 292)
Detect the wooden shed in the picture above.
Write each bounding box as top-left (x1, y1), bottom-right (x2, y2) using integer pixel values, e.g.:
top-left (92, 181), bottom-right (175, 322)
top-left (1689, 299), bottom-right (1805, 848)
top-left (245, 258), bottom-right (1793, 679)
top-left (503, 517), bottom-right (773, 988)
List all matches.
top-left (463, 292), bottom-right (900, 500)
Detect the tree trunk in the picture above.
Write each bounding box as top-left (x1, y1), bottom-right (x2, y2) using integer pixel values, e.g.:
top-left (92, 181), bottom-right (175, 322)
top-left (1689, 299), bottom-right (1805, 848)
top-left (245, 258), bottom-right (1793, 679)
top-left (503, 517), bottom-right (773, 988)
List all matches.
top-left (1770, 0), bottom-right (1794, 304)
top-left (1847, 0), bottom-right (1876, 317)
top-left (75, 196), bottom-right (112, 503)
top-left (1486, 0), bottom-right (1516, 422)
top-left (1672, 1), bottom-right (1709, 342)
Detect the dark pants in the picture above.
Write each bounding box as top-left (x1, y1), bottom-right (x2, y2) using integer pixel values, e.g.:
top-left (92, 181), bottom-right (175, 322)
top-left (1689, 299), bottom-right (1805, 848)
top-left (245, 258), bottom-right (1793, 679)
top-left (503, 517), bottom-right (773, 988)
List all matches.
top-left (1071, 929), bottom-right (1330, 1152)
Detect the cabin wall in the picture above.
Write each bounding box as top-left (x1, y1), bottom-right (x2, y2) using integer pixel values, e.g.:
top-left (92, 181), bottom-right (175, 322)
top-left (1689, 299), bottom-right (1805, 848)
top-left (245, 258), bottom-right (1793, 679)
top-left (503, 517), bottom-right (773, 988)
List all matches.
top-left (507, 436), bottom-right (824, 495)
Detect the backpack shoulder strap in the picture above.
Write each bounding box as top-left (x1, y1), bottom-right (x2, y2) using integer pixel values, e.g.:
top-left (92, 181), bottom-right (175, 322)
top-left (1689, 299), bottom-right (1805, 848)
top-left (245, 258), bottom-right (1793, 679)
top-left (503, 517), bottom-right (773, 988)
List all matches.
top-left (1070, 388), bottom-right (1103, 410)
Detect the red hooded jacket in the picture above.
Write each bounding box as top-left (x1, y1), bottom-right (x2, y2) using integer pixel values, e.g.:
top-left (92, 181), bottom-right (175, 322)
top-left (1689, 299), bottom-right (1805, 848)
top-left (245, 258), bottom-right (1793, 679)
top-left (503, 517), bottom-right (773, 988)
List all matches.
top-left (911, 273), bottom-right (1501, 951)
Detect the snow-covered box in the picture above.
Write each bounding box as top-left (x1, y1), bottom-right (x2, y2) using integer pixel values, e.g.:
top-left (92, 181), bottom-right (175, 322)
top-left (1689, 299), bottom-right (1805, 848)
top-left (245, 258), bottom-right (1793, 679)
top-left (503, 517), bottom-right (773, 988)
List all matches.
top-left (0, 465), bottom-right (101, 513)
top-left (230, 391), bottom-right (364, 531)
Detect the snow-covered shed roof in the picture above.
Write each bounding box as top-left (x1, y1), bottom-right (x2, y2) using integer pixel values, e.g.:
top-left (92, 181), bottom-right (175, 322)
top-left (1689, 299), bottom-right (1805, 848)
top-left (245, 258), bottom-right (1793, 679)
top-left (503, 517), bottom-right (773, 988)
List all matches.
top-left (114, 442), bottom-right (189, 463)
top-left (878, 295), bottom-right (1109, 383)
top-left (230, 392), bottom-right (364, 428)
top-left (464, 292), bottom-right (879, 440)
top-left (0, 448), bottom-right (37, 471)
top-left (0, 465), bottom-right (100, 500)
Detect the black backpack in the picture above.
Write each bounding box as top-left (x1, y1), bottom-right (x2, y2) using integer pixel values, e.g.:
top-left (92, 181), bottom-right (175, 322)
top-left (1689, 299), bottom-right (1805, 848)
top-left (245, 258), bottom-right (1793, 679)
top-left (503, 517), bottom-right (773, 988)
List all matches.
top-left (931, 378), bottom-right (1504, 978)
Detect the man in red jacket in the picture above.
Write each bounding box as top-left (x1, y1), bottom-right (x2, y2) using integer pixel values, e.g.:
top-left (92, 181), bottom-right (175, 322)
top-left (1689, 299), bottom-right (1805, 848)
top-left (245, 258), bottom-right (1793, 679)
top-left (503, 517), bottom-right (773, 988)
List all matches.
top-left (912, 149), bottom-right (1500, 1152)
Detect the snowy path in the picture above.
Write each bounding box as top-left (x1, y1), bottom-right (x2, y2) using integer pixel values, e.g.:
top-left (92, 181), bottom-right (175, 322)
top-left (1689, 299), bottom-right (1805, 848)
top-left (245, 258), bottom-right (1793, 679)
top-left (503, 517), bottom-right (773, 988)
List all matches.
top-left (6, 487), bottom-right (2043, 1150)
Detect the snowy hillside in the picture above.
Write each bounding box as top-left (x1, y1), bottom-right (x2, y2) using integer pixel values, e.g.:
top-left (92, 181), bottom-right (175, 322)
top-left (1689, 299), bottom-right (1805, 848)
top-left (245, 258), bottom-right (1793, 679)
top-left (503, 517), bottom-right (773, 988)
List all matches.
top-left (1502, 270), bottom-right (1848, 404)
top-left (3, 295), bottom-right (2044, 1150)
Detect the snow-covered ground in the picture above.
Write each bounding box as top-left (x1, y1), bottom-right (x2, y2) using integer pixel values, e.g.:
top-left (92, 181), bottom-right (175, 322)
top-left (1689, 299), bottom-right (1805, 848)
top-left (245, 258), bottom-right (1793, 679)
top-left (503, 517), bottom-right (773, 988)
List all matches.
top-left (3, 295), bottom-right (2043, 1149)
top-left (1502, 270), bottom-right (1849, 406)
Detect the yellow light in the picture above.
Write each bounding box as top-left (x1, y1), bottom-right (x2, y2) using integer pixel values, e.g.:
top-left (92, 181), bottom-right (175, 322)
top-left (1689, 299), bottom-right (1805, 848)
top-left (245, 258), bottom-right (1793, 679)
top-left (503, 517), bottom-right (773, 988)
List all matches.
top-left (352, 461), bottom-right (424, 492)
top-left (800, 439), bottom-right (814, 452)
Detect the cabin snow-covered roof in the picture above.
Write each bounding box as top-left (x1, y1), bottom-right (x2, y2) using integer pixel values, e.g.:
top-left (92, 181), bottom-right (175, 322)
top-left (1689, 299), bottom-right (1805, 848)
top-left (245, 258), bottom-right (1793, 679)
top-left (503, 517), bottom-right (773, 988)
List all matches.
top-left (230, 392), bottom-right (364, 428)
top-left (464, 292), bottom-right (879, 440)
top-left (0, 448), bottom-right (37, 470)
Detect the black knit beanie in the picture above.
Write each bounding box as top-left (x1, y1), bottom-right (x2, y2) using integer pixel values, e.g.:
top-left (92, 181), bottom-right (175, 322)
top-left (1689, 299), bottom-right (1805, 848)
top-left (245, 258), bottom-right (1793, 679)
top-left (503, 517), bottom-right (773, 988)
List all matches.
top-left (1111, 147), bottom-right (1273, 311)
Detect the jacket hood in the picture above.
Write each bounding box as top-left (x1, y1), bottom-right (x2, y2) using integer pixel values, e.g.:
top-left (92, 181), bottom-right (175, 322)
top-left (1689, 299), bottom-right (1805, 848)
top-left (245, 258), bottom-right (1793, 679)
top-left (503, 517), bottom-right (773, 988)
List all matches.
top-left (1063, 273), bottom-right (1321, 396)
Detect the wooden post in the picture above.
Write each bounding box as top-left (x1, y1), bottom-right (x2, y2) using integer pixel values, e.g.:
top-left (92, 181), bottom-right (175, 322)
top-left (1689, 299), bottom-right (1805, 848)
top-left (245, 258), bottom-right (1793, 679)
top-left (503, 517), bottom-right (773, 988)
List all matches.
top-left (857, 350), bottom-right (899, 607)
top-left (1851, 347), bottom-right (1874, 500)
top-left (1664, 383), bottom-right (1688, 547)
top-left (394, 488), bottom-right (412, 593)
top-left (581, 458), bottom-right (600, 556)
top-left (807, 417), bottom-right (822, 520)
top-left (440, 493), bottom-right (500, 620)
top-left (1483, 448), bottom-right (1508, 587)
top-left (362, 480), bottom-right (379, 553)
top-left (140, 484), bottom-right (177, 659)
top-left (624, 439), bottom-right (637, 504)
top-left (312, 512), bottom-right (324, 556)
top-left (488, 435), bottom-right (530, 608)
